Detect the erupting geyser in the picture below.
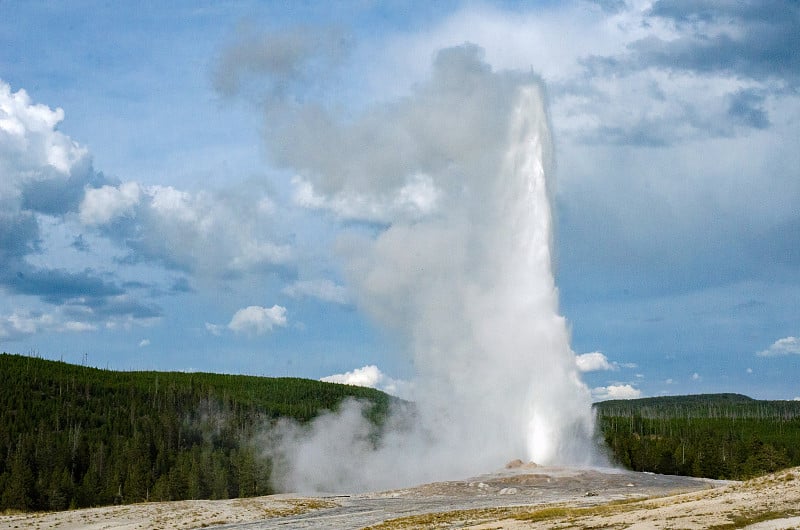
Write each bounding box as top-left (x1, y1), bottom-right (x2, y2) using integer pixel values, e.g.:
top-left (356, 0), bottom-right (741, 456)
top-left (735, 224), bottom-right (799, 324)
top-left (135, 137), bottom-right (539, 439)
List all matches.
top-left (268, 44), bottom-right (598, 492)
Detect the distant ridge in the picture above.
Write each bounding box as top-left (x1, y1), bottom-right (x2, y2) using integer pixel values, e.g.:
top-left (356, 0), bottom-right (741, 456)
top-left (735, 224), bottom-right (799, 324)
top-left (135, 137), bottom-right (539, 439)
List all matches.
top-left (593, 392), bottom-right (800, 420)
top-left (595, 392), bottom-right (755, 406)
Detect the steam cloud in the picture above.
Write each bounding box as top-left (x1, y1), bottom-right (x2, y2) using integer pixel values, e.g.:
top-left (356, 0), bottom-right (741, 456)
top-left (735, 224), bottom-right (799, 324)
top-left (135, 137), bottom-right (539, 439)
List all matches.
top-left (256, 43), bottom-right (598, 492)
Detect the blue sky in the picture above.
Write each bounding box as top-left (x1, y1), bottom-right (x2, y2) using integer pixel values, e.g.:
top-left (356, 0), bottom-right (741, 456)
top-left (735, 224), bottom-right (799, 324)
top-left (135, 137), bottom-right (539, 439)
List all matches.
top-left (1, 0), bottom-right (798, 400)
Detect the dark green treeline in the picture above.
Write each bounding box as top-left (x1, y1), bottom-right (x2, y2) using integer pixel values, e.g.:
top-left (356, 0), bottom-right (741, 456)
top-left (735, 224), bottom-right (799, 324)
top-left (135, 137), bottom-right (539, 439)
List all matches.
top-left (595, 393), bottom-right (800, 480)
top-left (0, 353), bottom-right (391, 512)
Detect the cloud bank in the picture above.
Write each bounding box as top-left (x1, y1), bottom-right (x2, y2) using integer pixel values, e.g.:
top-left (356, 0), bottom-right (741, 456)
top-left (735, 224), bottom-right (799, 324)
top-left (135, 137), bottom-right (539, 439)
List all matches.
top-left (1, 79), bottom-right (298, 341)
top-left (0, 80), bottom-right (162, 333)
top-left (79, 182), bottom-right (293, 276)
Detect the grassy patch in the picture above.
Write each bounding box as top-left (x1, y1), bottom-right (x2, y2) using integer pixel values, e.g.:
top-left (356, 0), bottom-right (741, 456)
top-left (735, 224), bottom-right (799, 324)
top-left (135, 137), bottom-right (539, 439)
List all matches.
top-left (255, 498), bottom-right (338, 518)
top-left (364, 506), bottom-right (529, 529)
top-left (513, 505), bottom-right (575, 522)
top-left (706, 509), bottom-right (800, 530)
top-left (364, 498), bottom-right (650, 529)
top-left (513, 497), bottom-right (646, 522)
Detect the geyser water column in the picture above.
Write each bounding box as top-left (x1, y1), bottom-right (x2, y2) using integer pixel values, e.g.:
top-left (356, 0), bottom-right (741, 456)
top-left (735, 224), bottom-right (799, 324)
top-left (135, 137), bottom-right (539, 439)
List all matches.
top-left (390, 82), bottom-right (596, 469)
top-left (502, 86), bottom-right (596, 465)
top-left (488, 85), bottom-right (594, 464)
top-left (340, 80), bottom-right (596, 474)
top-left (273, 46), bottom-right (597, 492)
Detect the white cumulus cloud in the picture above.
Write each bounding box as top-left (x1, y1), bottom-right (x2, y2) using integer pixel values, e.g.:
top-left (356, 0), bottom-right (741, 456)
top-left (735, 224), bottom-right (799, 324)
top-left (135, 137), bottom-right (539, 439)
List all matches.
top-left (591, 384), bottom-right (642, 401)
top-left (322, 364), bottom-right (383, 387)
top-left (575, 351), bottom-right (616, 372)
top-left (75, 178), bottom-right (295, 277)
top-left (228, 305), bottom-right (287, 335)
top-left (321, 364), bottom-right (410, 398)
top-left (0, 80), bottom-right (87, 178)
top-left (757, 336), bottom-right (800, 357)
top-left (79, 182), bottom-right (141, 225)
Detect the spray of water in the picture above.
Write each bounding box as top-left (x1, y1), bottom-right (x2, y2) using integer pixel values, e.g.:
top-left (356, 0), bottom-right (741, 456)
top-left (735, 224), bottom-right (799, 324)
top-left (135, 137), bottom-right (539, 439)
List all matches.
top-left (263, 45), bottom-right (598, 493)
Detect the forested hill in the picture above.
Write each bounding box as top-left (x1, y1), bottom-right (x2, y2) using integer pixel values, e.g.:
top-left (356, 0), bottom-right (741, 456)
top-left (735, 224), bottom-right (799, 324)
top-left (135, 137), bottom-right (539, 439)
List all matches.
top-left (0, 352), bottom-right (392, 512)
top-left (594, 392), bottom-right (798, 418)
top-left (595, 393), bottom-right (800, 480)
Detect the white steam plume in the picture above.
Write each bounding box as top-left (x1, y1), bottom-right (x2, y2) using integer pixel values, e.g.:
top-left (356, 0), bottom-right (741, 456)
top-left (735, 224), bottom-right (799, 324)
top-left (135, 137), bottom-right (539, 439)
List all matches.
top-left (262, 44), bottom-right (598, 493)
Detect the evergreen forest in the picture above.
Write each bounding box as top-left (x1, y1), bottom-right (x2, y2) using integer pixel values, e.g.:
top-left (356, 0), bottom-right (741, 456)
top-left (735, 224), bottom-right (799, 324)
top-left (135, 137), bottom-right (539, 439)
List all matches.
top-left (595, 393), bottom-right (800, 479)
top-left (0, 353), bottom-right (392, 512)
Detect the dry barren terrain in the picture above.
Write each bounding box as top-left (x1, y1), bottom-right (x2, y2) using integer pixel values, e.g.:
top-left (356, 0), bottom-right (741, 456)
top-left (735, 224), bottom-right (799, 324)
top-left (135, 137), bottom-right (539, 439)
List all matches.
top-left (2, 465), bottom-right (799, 529)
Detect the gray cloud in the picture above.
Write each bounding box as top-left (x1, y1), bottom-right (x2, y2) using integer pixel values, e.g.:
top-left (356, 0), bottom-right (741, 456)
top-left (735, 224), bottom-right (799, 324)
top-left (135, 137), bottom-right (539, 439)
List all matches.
top-left (0, 211), bottom-right (40, 260)
top-left (0, 212), bottom-right (134, 316)
top-left (0, 254), bottom-right (161, 324)
top-left (80, 295), bottom-right (161, 320)
top-left (20, 161), bottom-right (111, 216)
top-left (70, 234), bottom-right (89, 252)
top-left (649, 0), bottom-right (795, 27)
top-left (169, 277), bottom-right (193, 294)
top-left (727, 89), bottom-right (770, 129)
top-left (639, 0), bottom-right (800, 85)
top-left (3, 267), bottom-right (123, 303)
top-left (212, 25), bottom-right (351, 101)
top-left (553, 0), bottom-right (798, 148)
top-left (584, 0), bottom-right (627, 14)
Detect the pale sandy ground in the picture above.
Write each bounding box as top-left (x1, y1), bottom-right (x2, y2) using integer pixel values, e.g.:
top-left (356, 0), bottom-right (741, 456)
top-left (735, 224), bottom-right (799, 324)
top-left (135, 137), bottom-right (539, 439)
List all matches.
top-left (463, 468), bottom-right (800, 530)
top-left (1, 466), bottom-right (798, 530)
top-left (0, 496), bottom-right (341, 530)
